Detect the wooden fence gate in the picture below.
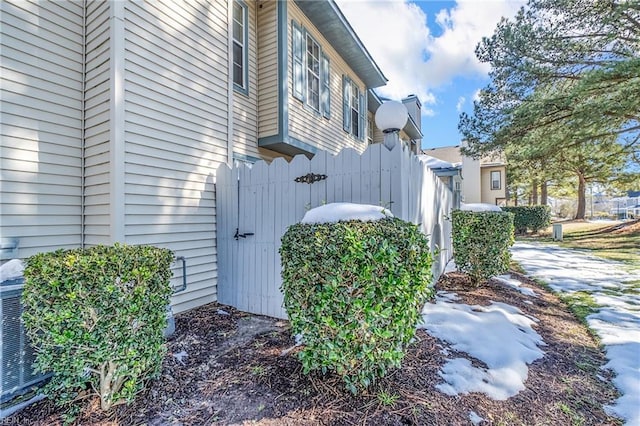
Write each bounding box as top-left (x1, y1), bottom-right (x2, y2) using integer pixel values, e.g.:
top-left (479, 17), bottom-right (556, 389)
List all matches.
top-left (216, 144), bottom-right (454, 319)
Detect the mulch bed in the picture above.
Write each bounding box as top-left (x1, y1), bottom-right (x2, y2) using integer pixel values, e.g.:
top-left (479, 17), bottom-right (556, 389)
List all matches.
top-left (8, 271), bottom-right (622, 425)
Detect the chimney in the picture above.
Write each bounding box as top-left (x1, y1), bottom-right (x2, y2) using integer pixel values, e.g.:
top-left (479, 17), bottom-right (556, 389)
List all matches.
top-left (402, 94), bottom-right (421, 135)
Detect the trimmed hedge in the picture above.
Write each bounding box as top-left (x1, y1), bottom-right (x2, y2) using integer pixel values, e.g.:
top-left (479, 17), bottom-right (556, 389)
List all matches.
top-left (452, 210), bottom-right (515, 285)
top-left (280, 218), bottom-right (433, 394)
top-left (22, 244), bottom-right (174, 413)
top-left (501, 206), bottom-right (551, 234)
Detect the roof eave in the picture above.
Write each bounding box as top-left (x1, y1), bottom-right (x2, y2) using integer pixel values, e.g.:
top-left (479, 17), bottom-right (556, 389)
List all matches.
top-left (295, 0), bottom-right (388, 88)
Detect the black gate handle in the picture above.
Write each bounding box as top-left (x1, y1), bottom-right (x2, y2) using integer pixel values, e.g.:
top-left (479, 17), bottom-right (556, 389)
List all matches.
top-left (234, 228), bottom-right (255, 240)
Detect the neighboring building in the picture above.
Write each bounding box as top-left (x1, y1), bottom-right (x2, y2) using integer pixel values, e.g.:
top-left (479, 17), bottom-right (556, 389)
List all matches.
top-left (0, 0), bottom-right (402, 314)
top-left (419, 155), bottom-right (463, 209)
top-left (422, 145), bottom-right (507, 205)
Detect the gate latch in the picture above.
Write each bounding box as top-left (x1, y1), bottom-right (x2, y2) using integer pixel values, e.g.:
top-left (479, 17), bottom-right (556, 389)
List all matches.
top-left (234, 228), bottom-right (255, 240)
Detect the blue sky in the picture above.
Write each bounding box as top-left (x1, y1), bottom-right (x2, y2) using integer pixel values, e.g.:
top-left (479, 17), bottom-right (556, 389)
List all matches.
top-left (335, 0), bottom-right (525, 150)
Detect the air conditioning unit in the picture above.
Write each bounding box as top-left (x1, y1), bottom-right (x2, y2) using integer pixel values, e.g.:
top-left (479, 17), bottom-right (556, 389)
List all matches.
top-left (1, 278), bottom-right (50, 406)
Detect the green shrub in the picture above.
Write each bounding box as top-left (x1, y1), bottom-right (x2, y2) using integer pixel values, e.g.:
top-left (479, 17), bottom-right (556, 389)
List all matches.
top-left (280, 218), bottom-right (434, 394)
top-left (501, 205), bottom-right (551, 234)
top-left (22, 244), bottom-right (174, 412)
top-left (452, 210), bottom-right (515, 285)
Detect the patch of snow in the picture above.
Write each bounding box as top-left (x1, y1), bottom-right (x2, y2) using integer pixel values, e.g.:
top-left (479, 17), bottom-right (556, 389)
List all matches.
top-left (460, 203), bottom-right (503, 212)
top-left (216, 309), bottom-right (230, 316)
top-left (0, 259), bottom-right (24, 281)
top-left (512, 241), bottom-right (640, 425)
top-left (524, 300), bottom-right (534, 305)
top-left (444, 259), bottom-right (458, 274)
top-left (301, 202), bottom-right (393, 224)
top-left (494, 275), bottom-right (537, 297)
top-left (172, 350), bottom-right (188, 365)
top-left (419, 292), bottom-right (545, 400)
top-left (468, 410), bottom-right (484, 425)
top-left (417, 154), bottom-right (459, 170)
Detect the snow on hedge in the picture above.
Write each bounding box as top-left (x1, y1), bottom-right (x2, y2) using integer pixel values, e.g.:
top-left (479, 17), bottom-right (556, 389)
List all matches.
top-left (301, 203), bottom-right (393, 224)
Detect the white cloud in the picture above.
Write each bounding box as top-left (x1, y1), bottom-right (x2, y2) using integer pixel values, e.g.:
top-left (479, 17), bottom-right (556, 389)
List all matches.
top-left (472, 88), bottom-right (482, 103)
top-left (336, 0), bottom-right (524, 117)
top-left (456, 96), bottom-right (466, 112)
top-left (337, 0), bottom-right (436, 113)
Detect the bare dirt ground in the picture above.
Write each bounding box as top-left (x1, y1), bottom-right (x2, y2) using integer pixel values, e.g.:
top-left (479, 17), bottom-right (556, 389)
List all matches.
top-left (9, 271), bottom-right (622, 425)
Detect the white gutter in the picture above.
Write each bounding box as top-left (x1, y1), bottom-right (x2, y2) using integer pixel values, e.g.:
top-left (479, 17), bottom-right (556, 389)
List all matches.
top-left (226, 0), bottom-right (234, 166)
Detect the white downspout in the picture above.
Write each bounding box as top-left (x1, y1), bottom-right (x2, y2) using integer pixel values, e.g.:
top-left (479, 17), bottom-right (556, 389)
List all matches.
top-left (80, 0), bottom-right (87, 248)
top-left (227, 0), bottom-right (234, 166)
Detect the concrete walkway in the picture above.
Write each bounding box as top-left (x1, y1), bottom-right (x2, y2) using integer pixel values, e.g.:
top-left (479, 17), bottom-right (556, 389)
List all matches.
top-left (511, 241), bottom-right (640, 425)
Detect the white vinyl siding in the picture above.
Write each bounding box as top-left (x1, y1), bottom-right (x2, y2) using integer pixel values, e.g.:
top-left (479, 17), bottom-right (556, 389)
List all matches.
top-left (287, 3), bottom-right (368, 155)
top-left (233, 0), bottom-right (260, 162)
top-left (257, 0), bottom-right (278, 138)
top-left (123, 0), bottom-right (229, 314)
top-left (84, 0), bottom-right (112, 246)
top-left (0, 0), bottom-right (84, 258)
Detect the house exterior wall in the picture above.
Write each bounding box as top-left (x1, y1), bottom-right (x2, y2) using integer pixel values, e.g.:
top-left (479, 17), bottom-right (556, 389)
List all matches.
top-left (287, 2), bottom-right (368, 155)
top-left (461, 154), bottom-right (481, 204)
top-left (257, 0), bottom-right (279, 140)
top-left (121, 0), bottom-right (230, 313)
top-left (84, 0), bottom-right (112, 247)
top-left (480, 165), bottom-right (507, 205)
top-left (0, 0), bottom-right (84, 258)
top-left (232, 0), bottom-right (259, 161)
top-left (423, 146), bottom-right (461, 164)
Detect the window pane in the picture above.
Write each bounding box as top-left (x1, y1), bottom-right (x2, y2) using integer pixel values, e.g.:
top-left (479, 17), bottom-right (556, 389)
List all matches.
top-left (233, 64), bottom-right (243, 86)
top-left (491, 171), bottom-right (501, 190)
top-left (233, 42), bottom-right (243, 86)
top-left (233, 21), bottom-right (243, 42)
top-left (352, 109), bottom-right (359, 136)
top-left (233, 2), bottom-right (242, 20)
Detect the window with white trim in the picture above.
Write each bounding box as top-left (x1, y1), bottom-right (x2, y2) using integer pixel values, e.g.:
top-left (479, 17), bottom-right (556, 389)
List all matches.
top-left (491, 170), bottom-right (502, 190)
top-left (306, 34), bottom-right (320, 112)
top-left (342, 76), bottom-right (366, 140)
top-left (232, 1), bottom-right (248, 92)
top-left (292, 21), bottom-right (330, 117)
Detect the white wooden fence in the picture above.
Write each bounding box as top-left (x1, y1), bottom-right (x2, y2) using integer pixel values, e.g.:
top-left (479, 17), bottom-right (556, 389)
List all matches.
top-left (216, 143), bottom-right (454, 319)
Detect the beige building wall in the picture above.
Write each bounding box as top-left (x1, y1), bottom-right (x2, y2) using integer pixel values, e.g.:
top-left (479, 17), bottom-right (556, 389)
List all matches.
top-left (480, 166), bottom-right (507, 205)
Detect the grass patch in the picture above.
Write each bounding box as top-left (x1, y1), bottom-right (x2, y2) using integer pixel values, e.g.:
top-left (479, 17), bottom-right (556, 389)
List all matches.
top-left (376, 390), bottom-right (400, 407)
top-left (524, 220), bottom-right (640, 265)
top-left (559, 291), bottom-right (599, 325)
top-left (557, 402), bottom-right (586, 426)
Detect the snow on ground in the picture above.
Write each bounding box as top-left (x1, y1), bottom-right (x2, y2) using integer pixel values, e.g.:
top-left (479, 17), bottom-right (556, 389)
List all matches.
top-left (301, 203), bottom-right (393, 224)
top-left (419, 292), bottom-right (545, 400)
top-left (512, 241), bottom-right (640, 425)
top-left (468, 411), bottom-right (484, 425)
top-left (443, 259), bottom-right (458, 274)
top-left (460, 203), bottom-right (503, 212)
top-left (494, 274), bottom-right (538, 297)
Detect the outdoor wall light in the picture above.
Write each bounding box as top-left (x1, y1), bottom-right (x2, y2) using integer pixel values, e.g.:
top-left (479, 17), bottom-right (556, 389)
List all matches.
top-left (375, 100), bottom-right (408, 150)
